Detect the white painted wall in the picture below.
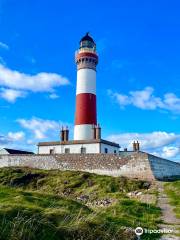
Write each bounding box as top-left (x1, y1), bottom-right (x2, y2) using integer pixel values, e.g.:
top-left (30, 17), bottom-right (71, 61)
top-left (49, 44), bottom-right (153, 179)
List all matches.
top-left (38, 142), bottom-right (119, 154)
top-left (76, 68), bottom-right (96, 95)
top-left (0, 149), bottom-right (8, 155)
top-left (38, 145), bottom-right (61, 154)
top-left (74, 124), bottom-right (94, 140)
top-left (100, 143), bottom-right (119, 154)
top-left (61, 143), bottom-right (100, 154)
top-left (38, 143), bottom-right (100, 154)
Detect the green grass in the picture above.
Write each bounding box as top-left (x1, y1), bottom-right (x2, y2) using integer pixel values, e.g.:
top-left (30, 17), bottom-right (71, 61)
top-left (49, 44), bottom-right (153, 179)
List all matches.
top-left (164, 180), bottom-right (180, 219)
top-left (0, 167), bottom-right (162, 240)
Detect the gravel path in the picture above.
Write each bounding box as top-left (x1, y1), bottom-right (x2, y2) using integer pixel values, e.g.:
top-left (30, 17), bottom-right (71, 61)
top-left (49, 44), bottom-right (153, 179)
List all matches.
top-left (157, 182), bottom-right (180, 240)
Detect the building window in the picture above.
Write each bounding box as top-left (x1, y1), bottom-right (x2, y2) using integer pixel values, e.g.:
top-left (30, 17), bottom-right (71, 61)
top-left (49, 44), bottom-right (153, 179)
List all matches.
top-left (114, 150), bottom-right (117, 154)
top-left (65, 148), bottom-right (70, 154)
top-left (104, 148), bottom-right (108, 154)
top-left (50, 149), bottom-right (54, 154)
top-left (81, 147), bottom-right (86, 154)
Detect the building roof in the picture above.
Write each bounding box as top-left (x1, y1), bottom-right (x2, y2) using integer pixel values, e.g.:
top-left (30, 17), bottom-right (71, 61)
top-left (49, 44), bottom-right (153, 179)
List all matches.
top-left (38, 139), bottom-right (120, 148)
top-left (80, 32), bottom-right (95, 43)
top-left (3, 148), bottom-right (34, 154)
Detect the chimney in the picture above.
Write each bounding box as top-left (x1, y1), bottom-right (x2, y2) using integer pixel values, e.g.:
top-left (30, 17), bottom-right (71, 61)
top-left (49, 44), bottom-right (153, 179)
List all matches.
top-left (64, 126), bottom-right (69, 141)
top-left (60, 127), bottom-right (64, 142)
top-left (95, 124), bottom-right (101, 140)
top-left (136, 141), bottom-right (140, 151)
top-left (132, 141), bottom-right (136, 151)
top-left (92, 125), bottom-right (96, 139)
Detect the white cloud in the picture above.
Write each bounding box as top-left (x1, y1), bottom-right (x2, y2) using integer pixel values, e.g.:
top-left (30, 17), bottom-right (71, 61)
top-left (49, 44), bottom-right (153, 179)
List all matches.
top-left (108, 131), bottom-right (179, 150)
top-left (49, 93), bottom-right (59, 99)
top-left (0, 64), bottom-right (69, 92)
top-left (109, 87), bottom-right (180, 114)
top-left (0, 131), bottom-right (34, 152)
top-left (17, 117), bottom-right (60, 139)
top-left (107, 131), bottom-right (180, 160)
top-left (129, 87), bottom-right (163, 110)
top-left (161, 146), bottom-right (180, 158)
top-left (0, 131), bottom-right (25, 146)
top-left (0, 42), bottom-right (9, 50)
top-left (7, 131), bottom-right (25, 141)
top-left (0, 64), bottom-right (70, 103)
top-left (0, 88), bottom-right (26, 102)
top-left (0, 117), bottom-right (71, 151)
top-left (163, 93), bottom-right (180, 112)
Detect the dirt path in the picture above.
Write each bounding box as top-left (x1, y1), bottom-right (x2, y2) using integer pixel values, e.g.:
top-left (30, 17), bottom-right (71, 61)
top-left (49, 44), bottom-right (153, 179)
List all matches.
top-left (157, 181), bottom-right (180, 240)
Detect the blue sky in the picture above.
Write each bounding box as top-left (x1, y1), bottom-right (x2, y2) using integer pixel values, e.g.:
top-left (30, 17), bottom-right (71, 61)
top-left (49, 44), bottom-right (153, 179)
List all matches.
top-left (0, 0), bottom-right (180, 161)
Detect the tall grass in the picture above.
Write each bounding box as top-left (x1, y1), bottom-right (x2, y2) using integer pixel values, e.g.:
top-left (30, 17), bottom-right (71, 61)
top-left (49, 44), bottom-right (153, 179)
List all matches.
top-left (164, 180), bottom-right (180, 219)
top-left (0, 167), bottom-right (162, 240)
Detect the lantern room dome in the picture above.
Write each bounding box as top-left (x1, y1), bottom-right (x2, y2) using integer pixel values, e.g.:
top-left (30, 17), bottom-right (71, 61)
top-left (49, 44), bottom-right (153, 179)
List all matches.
top-left (80, 33), bottom-right (96, 49)
top-left (80, 32), bottom-right (95, 43)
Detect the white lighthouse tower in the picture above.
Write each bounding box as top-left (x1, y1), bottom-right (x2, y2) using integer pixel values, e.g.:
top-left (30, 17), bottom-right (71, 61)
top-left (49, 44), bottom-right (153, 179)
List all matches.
top-left (74, 33), bottom-right (98, 140)
top-left (38, 33), bottom-right (120, 154)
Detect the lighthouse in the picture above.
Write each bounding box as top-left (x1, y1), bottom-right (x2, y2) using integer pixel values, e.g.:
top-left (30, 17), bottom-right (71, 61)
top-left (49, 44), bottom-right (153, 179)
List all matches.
top-left (74, 33), bottom-right (98, 140)
top-left (38, 33), bottom-right (120, 154)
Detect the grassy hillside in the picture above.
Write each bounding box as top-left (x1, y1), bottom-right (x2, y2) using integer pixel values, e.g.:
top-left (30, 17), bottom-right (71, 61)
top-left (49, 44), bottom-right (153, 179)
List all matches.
top-left (0, 167), bottom-right (161, 240)
top-left (164, 180), bottom-right (180, 219)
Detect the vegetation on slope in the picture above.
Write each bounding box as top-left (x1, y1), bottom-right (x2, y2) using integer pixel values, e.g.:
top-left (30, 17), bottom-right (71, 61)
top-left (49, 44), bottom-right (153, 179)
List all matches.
top-left (0, 167), bottom-right (161, 240)
top-left (164, 180), bottom-right (180, 219)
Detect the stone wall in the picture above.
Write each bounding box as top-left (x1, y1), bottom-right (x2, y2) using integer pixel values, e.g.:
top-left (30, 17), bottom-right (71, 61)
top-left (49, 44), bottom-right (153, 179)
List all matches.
top-left (148, 154), bottom-right (180, 180)
top-left (0, 155), bottom-right (59, 169)
top-left (0, 152), bottom-right (179, 181)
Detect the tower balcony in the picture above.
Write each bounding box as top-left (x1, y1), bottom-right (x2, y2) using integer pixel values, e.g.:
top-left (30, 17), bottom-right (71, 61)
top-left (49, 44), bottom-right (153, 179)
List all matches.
top-left (75, 47), bottom-right (98, 56)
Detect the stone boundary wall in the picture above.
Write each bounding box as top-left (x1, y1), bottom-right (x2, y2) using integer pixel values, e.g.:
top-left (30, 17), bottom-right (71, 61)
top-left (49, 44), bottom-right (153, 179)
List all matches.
top-left (53, 153), bottom-right (155, 180)
top-left (0, 154), bottom-right (59, 169)
top-left (0, 152), bottom-right (180, 181)
top-left (148, 154), bottom-right (180, 180)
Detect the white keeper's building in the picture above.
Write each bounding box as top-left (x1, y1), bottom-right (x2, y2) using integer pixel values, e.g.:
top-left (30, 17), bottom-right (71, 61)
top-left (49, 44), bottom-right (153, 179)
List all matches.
top-left (38, 139), bottom-right (120, 154)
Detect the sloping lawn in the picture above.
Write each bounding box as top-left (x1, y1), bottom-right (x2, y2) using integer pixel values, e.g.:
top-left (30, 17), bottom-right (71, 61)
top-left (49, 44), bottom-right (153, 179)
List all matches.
top-left (0, 167), bottom-right (162, 240)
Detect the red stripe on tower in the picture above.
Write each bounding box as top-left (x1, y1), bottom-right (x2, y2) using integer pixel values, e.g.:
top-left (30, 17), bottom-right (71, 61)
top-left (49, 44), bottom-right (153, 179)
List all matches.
top-left (75, 93), bottom-right (97, 125)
